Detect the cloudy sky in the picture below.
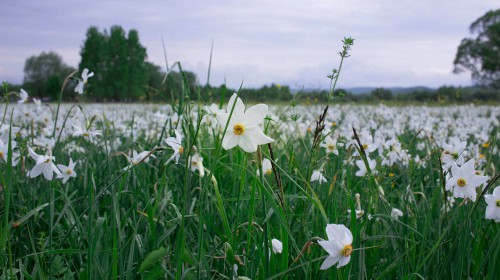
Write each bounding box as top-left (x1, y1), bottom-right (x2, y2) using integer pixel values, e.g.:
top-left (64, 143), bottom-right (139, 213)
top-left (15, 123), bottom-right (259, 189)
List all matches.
top-left (0, 0), bottom-right (497, 89)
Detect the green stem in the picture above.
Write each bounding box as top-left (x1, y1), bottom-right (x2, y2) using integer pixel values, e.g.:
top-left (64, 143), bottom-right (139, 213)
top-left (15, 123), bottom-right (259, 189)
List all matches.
top-left (258, 149), bottom-right (270, 278)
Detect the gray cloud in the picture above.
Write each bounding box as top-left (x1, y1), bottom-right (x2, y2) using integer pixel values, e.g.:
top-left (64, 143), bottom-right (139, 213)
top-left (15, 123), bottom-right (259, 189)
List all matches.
top-left (0, 0), bottom-right (495, 89)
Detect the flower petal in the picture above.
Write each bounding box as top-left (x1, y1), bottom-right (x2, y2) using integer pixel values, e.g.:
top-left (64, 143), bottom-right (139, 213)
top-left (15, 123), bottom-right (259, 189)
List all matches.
top-left (222, 134), bottom-right (239, 150)
top-left (320, 256), bottom-right (339, 270)
top-left (245, 104), bottom-right (268, 126)
top-left (226, 93), bottom-right (245, 120)
top-left (238, 134), bottom-right (257, 153)
top-left (337, 255), bottom-right (351, 268)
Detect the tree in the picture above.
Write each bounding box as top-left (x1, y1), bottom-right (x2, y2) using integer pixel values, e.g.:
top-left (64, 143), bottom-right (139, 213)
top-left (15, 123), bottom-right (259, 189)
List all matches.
top-left (371, 87), bottom-right (393, 100)
top-left (454, 10), bottom-right (500, 88)
top-left (79, 26), bottom-right (149, 101)
top-left (23, 51), bottom-right (74, 99)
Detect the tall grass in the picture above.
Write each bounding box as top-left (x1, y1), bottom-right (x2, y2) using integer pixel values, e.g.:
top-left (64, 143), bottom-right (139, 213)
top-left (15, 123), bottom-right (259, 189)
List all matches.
top-left (1, 53), bottom-right (499, 279)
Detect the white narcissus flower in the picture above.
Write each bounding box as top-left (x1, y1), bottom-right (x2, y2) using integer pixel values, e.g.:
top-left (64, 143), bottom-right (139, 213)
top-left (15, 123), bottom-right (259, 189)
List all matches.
top-left (347, 209), bottom-right (365, 219)
top-left (216, 93), bottom-right (274, 153)
top-left (257, 158), bottom-right (273, 176)
top-left (75, 68), bottom-right (94, 94)
top-left (320, 136), bottom-right (339, 155)
top-left (165, 129), bottom-right (183, 164)
top-left (125, 150), bottom-right (154, 170)
top-left (318, 224), bottom-right (353, 269)
top-left (0, 139), bottom-right (20, 166)
top-left (441, 140), bottom-right (466, 169)
top-left (72, 125), bottom-right (102, 142)
top-left (484, 186), bottom-right (500, 223)
top-left (203, 103), bottom-right (224, 128)
top-left (355, 155), bottom-right (376, 177)
top-left (57, 158), bottom-right (77, 184)
top-left (18, 89), bottom-right (29, 104)
top-left (271, 238), bottom-right (283, 254)
top-left (310, 170), bottom-right (327, 184)
top-left (445, 159), bottom-right (489, 202)
top-left (391, 208), bottom-right (404, 219)
top-left (189, 153), bottom-right (204, 177)
top-left (28, 146), bottom-right (62, 181)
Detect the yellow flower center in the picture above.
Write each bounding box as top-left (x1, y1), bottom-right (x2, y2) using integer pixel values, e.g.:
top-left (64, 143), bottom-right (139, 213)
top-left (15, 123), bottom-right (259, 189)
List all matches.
top-left (265, 169), bottom-right (272, 175)
top-left (327, 144), bottom-right (335, 151)
top-left (192, 160), bottom-right (198, 166)
top-left (0, 151), bottom-right (4, 158)
top-left (496, 200), bottom-right (500, 207)
top-left (331, 122), bottom-right (337, 127)
top-left (44, 159), bottom-right (51, 163)
top-left (482, 142), bottom-right (490, 148)
top-left (389, 172), bottom-right (395, 178)
top-left (342, 244), bottom-right (353, 257)
top-left (362, 144), bottom-right (368, 150)
top-left (83, 132), bottom-right (90, 137)
top-left (66, 169), bottom-right (72, 174)
top-left (179, 146), bottom-right (184, 155)
top-left (457, 178), bottom-right (466, 187)
top-left (233, 123), bottom-right (245, 135)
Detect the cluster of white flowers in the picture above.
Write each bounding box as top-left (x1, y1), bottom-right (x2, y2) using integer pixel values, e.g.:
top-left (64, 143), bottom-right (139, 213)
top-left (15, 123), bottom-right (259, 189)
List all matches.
top-left (4, 78), bottom-right (499, 274)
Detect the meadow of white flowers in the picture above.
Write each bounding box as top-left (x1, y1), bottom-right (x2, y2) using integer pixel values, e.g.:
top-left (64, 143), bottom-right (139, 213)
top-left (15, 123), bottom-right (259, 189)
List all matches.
top-left (1, 88), bottom-right (499, 278)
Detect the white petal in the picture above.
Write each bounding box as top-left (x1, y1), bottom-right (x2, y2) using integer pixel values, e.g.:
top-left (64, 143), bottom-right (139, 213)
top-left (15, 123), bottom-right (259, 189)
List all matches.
top-left (245, 126), bottom-right (274, 145)
top-left (222, 134), bottom-right (239, 150)
top-left (318, 240), bottom-right (342, 258)
top-left (492, 186), bottom-right (500, 198)
top-left (30, 165), bottom-right (43, 178)
top-left (226, 93), bottom-right (245, 120)
top-left (320, 256), bottom-right (339, 270)
top-left (245, 104), bottom-right (268, 126)
top-left (445, 178), bottom-right (457, 190)
top-left (238, 134), bottom-right (257, 153)
top-left (462, 159), bottom-right (475, 175)
top-left (337, 255), bottom-right (351, 268)
top-left (42, 166), bottom-right (53, 181)
top-left (469, 176), bottom-right (489, 188)
top-left (271, 239), bottom-right (283, 254)
top-left (450, 163), bottom-right (460, 177)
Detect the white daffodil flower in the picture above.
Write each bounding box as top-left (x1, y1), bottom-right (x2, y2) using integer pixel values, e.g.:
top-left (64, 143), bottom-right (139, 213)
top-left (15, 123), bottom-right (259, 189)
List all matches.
top-left (18, 89), bottom-right (29, 104)
top-left (75, 68), bottom-right (94, 94)
top-left (189, 153), bottom-right (205, 177)
top-left (445, 159), bottom-right (489, 202)
top-left (271, 238), bottom-right (283, 254)
top-left (484, 186), bottom-right (500, 223)
top-left (310, 169), bottom-right (327, 184)
top-left (28, 146), bottom-right (62, 181)
top-left (216, 93), bottom-right (274, 153)
top-left (57, 158), bottom-right (77, 184)
top-left (318, 224), bottom-right (354, 269)
top-left (165, 129), bottom-right (184, 164)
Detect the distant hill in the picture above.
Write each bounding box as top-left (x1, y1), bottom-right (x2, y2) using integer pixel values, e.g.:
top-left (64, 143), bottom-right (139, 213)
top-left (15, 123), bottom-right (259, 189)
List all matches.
top-left (291, 86), bottom-right (434, 95)
top-left (345, 86), bottom-right (434, 95)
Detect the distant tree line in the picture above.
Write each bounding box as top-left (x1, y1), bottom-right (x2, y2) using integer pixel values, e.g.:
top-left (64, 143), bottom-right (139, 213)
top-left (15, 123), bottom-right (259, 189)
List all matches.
top-left (290, 86), bottom-right (500, 104)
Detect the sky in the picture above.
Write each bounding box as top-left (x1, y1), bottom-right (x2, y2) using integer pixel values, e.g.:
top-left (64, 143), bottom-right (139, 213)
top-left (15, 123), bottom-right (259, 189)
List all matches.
top-left (0, 0), bottom-right (497, 89)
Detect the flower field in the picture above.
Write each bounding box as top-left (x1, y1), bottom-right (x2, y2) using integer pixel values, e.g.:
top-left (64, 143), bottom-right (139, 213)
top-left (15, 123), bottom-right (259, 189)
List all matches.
top-left (1, 95), bottom-right (499, 279)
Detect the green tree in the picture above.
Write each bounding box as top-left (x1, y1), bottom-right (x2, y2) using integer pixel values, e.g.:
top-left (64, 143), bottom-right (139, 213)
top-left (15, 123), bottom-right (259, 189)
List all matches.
top-left (79, 26), bottom-right (106, 99)
top-left (454, 10), bottom-right (500, 88)
top-left (79, 26), bottom-right (149, 101)
top-left (371, 87), bottom-right (393, 100)
top-left (23, 51), bottom-right (74, 99)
